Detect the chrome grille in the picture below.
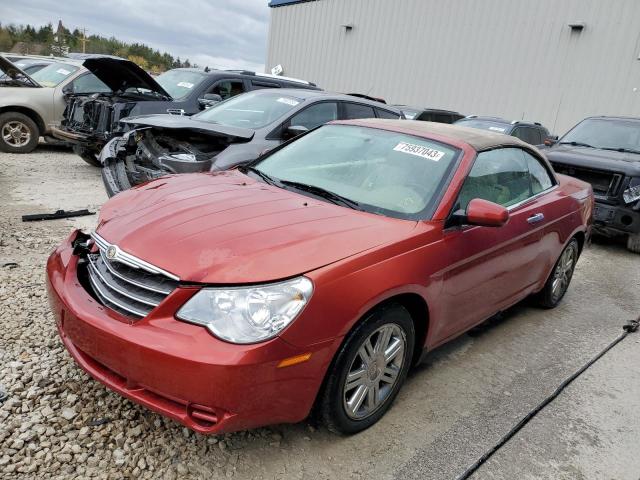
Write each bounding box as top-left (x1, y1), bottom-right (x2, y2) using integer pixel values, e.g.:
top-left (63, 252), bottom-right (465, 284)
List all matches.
top-left (85, 233), bottom-right (179, 318)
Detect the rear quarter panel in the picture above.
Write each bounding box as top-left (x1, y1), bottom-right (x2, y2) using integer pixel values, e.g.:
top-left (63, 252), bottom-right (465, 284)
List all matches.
top-left (537, 174), bottom-right (593, 284)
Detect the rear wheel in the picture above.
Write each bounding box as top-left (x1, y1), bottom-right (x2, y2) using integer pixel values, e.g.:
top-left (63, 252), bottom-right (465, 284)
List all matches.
top-left (537, 238), bottom-right (579, 308)
top-left (74, 145), bottom-right (101, 167)
top-left (0, 112), bottom-right (39, 153)
top-left (320, 304), bottom-right (414, 434)
top-left (626, 233), bottom-right (640, 254)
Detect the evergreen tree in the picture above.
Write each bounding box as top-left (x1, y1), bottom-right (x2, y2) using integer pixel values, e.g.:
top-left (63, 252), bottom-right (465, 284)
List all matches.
top-left (1, 21), bottom-right (180, 72)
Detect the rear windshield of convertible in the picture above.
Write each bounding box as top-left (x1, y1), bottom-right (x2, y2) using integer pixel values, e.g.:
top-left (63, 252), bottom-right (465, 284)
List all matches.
top-left (254, 124), bottom-right (461, 220)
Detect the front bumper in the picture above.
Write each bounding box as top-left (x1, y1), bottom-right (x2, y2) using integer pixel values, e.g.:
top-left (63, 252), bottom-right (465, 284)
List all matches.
top-left (46, 231), bottom-right (335, 434)
top-left (50, 126), bottom-right (111, 155)
top-left (593, 200), bottom-right (640, 236)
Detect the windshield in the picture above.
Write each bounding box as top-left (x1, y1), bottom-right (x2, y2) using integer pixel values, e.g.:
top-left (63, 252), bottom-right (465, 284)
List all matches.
top-left (0, 62), bottom-right (41, 85)
top-left (560, 118), bottom-right (640, 152)
top-left (156, 70), bottom-right (207, 99)
top-left (455, 119), bottom-right (511, 134)
top-left (253, 124), bottom-right (460, 220)
top-left (194, 91), bottom-right (304, 129)
top-left (30, 62), bottom-right (79, 87)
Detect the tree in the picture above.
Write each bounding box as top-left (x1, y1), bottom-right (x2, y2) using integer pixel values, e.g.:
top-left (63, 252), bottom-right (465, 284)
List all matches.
top-left (0, 28), bottom-right (12, 51)
top-left (114, 47), bottom-right (129, 59)
top-left (35, 23), bottom-right (53, 43)
top-left (0, 21), bottom-right (178, 72)
top-left (127, 55), bottom-right (148, 70)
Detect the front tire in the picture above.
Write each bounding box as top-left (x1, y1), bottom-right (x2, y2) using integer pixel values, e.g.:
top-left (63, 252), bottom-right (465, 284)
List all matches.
top-left (73, 145), bottom-right (101, 167)
top-left (626, 233), bottom-right (640, 254)
top-left (320, 304), bottom-right (415, 435)
top-left (101, 158), bottom-right (133, 197)
top-left (537, 238), bottom-right (580, 308)
top-left (0, 112), bottom-right (39, 153)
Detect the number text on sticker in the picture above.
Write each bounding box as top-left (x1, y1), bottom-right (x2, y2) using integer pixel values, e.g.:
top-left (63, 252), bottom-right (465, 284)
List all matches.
top-left (393, 142), bottom-right (445, 161)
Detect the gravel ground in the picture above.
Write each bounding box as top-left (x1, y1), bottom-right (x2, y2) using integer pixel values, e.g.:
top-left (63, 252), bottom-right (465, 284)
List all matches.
top-left (1, 146), bottom-right (639, 480)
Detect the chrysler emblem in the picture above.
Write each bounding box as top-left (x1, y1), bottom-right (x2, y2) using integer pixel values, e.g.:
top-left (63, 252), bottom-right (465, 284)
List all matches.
top-left (106, 246), bottom-right (117, 259)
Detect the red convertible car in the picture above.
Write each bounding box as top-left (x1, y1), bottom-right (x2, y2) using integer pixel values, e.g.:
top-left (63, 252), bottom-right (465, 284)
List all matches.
top-left (47, 119), bottom-right (593, 435)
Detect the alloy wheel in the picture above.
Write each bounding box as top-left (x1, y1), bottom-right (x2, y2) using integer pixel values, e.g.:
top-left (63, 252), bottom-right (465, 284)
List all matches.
top-left (2, 121), bottom-right (31, 147)
top-left (343, 323), bottom-right (406, 420)
top-left (551, 243), bottom-right (577, 303)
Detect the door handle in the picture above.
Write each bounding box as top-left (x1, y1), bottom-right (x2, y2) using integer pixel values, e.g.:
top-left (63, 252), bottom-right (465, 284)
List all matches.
top-left (527, 213), bottom-right (545, 224)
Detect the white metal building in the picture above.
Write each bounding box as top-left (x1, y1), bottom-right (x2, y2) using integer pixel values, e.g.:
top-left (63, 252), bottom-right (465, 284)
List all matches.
top-left (266, 0), bottom-right (640, 134)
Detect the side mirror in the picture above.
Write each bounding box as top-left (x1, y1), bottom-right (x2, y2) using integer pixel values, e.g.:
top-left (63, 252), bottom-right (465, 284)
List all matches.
top-left (453, 198), bottom-right (509, 227)
top-left (198, 93), bottom-right (222, 109)
top-left (283, 125), bottom-right (309, 140)
top-left (544, 135), bottom-right (559, 147)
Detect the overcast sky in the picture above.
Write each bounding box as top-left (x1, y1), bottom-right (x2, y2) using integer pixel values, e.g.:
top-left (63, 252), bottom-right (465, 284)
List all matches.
top-left (0, 0), bottom-right (270, 71)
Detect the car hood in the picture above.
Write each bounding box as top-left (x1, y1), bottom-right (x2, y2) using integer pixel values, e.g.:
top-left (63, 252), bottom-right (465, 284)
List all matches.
top-left (96, 171), bottom-right (417, 283)
top-left (546, 145), bottom-right (640, 176)
top-left (0, 56), bottom-right (41, 88)
top-left (82, 57), bottom-right (172, 98)
top-left (122, 114), bottom-right (255, 140)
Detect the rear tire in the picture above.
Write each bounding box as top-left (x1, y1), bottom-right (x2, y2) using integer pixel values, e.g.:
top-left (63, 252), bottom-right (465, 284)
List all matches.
top-left (319, 303), bottom-right (414, 435)
top-left (0, 112), bottom-right (39, 153)
top-left (537, 238), bottom-right (579, 308)
top-left (74, 145), bottom-right (101, 167)
top-left (626, 233), bottom-right (640, 254)
top-left (101, 159), bottom-right (133, 197)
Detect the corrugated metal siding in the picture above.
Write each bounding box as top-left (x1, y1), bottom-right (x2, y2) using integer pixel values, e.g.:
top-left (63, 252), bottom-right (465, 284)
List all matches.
top-left (266, 0), bottom-right (640, 134)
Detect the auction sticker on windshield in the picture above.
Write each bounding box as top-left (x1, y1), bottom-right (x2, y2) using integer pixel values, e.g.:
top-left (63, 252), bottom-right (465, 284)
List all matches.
top-left (177, 82), bottom-right (194, 89)
top-left (489, 126), bottom-right (506, 133)
top-left (56, 68), bottom-right (72, 76)
top-left (277, 97), bottom-right (299, 106)
top-left (393, 142), bottom-right (445, 161)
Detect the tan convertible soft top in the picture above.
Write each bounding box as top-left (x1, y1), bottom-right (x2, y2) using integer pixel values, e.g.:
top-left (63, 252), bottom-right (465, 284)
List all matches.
top-left (334, 118), bottom-right (536, 152)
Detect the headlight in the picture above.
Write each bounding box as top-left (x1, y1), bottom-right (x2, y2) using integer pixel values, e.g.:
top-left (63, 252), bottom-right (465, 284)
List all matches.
top-left (623, 178), bottom-right (640, 204)
top-left (176, 277), bottom-right (313, 344)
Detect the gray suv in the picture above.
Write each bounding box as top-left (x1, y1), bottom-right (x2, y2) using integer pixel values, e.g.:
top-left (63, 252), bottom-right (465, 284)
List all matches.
top-left (100, 88), bottom-right (402, 196)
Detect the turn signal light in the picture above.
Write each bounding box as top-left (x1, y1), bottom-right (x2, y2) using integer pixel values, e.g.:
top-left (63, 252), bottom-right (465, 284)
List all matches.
top-left (277, 353), bottom-right (312, 368)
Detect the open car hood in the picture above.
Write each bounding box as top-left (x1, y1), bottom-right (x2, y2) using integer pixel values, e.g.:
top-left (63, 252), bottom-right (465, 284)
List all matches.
top-left (122, 114), bottom-right (255, 141)
top-left (0, 56), bottom-right (41, 88)
top-left (81, 56), bottom-right (172, 98)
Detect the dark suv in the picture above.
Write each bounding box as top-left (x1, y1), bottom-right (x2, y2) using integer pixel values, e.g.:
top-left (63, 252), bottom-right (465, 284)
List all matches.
top-left (454, 116), bottom-right (551, 147)
top-left (100, 88), bottom-right (402, 197)
top-left (393, 106), bottom-right (464, 123)
top-left (51, 58), bottom-right (319, 165)
top-left (545, 116), bottom-right (640, 253)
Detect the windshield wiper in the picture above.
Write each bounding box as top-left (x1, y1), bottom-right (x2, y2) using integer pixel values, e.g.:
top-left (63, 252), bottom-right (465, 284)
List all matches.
top-left (280, 180), bottom-right (362, 210)
top-left (559, 141), bottom-right (595, 148)
top-left (239, 166), bottom-right (278, 186)
top-left (601, 147), bottom-right (640, 155)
